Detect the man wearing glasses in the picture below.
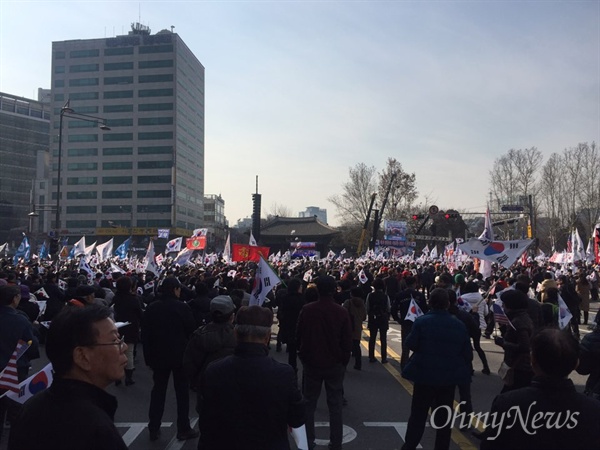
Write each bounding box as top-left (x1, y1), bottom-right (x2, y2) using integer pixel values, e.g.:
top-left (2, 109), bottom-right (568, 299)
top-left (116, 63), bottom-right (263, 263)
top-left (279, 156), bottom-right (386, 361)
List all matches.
top-left (8, 305), bottom-right (128, 450)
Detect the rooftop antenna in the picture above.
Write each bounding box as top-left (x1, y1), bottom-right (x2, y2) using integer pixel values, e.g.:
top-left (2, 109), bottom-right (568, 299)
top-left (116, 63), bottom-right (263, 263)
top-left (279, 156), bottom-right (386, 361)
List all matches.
top-left (170, 25), bottom-right (175, 33)
top-left (255, 175), bottom-right (258, 194)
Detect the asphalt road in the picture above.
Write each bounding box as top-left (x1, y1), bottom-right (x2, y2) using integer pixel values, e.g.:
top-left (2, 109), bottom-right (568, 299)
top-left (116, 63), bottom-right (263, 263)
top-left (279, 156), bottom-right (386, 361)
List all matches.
top-left (2, 302), bottom-right (598, 450)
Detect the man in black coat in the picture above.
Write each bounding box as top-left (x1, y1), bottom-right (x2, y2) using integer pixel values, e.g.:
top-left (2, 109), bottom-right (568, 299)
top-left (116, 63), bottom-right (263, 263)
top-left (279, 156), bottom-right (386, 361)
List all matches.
top-left (199, 305), bottom-right (305, 450)
top-left (480, 328), bottom-right (600, 450)
top-left (142, 276), bottom-right (198, 442)
top-left (8, 305), bottom-right (127, 450)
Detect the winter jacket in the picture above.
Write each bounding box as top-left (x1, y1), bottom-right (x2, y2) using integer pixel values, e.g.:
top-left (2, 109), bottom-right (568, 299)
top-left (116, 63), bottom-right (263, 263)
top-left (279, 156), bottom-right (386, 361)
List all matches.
top-left (343, 296), bottom-right (367, 340)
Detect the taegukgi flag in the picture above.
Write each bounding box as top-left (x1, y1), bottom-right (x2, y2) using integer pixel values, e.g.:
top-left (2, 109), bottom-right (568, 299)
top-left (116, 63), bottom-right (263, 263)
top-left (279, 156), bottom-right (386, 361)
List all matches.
top-left (458, 238), bottom-right (533, 268)
top-left (250, 255), bottom-right (281, 307)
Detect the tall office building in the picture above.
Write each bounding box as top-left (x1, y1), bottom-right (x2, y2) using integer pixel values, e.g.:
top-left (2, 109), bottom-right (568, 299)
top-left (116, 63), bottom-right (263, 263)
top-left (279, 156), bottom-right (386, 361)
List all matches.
top-left (50, 23), bottom-right (204, 240)
top-left (0, 93), bottom-right (50, 244)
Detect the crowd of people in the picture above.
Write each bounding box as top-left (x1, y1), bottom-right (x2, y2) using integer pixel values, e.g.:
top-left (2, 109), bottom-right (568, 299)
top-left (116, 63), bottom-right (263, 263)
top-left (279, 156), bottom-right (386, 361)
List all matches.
top-left (0, 253), bottom-right (600, 449)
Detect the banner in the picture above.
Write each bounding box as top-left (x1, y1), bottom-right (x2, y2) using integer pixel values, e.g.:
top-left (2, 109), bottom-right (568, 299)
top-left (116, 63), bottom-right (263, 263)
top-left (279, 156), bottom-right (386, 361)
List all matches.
top-left (186, 236), bottom-right (206, 250)
top-left (383, 220), bottom-right (407, 241)
top-left (231, 244), bottom-right (270, 262)
top-left (458, 238), bottom-right (533, 268)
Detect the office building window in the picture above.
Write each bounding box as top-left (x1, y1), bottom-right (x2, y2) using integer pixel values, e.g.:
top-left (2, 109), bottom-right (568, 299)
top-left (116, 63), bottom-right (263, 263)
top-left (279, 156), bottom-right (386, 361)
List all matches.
top-left (139, 74), bottom-right (174, 83)
top-left (138, 131), bottom-right (173, 140)
top-left (106, 118), bottom-right (133, 127)
top-left (139, 44), bottom-right (173, 54)
top-left (103, 133), bottom-right (133, 142)
top-left (54, 94), bottom-right (64, 101)
top-left (66, 220), bottom-right (96, 228)
top-left (103, 161), bottom-right (133, 170)
top-left (69, 78), bottom-right (99, 87)
top-left (54, 66), bottom-right (65, 74)
top-left (138, 102), bottom-right (173, 111)
top-left (68, 120), bottom-right (95, 128)
top-left (67, 191), bottom-right (97, 199)
top-left (54, 51), bottom-right (66, 59)
top-left (104, 90), bottom-right (133, 99)
top-left (138, 160), bottom-right (172, 169)
top-left (104, 61), bottom-right (133, 71)
top-left (104, 76), bottom-right (133, 85)
top-left (54, 79), bottom-right (65, 88)
top-left (67, 177), bottom-right (97, 185)
top-left (70, 49), bottom-right (100, 58)
top-left (104, 47), bottom-right (134, 56)
top-left (68, 134), bottom-right (98, 142)
top-left (67, 162), bottom-right (98, 170)
top-left (71, 106), bottom-right (99, 113)
top-left (102, 205), bottom-right (132, 214)
top-left (67, 205), bottom-right (97, 214)
top-left (139, 59), bottom-right (173, 69)
top-left (138, 117), bottom-right (173, 126)
top-left (138, 205), bottom-right (171, 213)
top-left (138, 190), bottom-right (171, 198)
top-left (104, 104), bottom-right (134, 113)
top-left (102, 191), bottom-right (132, 199)
top-left (103, 176), bottom-right (132, 184)
top-left (70, 92), bottom-right (99, 100)
top-left (69, 63), bottom-right (100, 73)
top-left (103, 147), bottom-right (133, 156)
top-left (138, 146), bottom-right (172, 155)
top-left (68, 148), bottom-right (98, 157)
top-left (139, 88), bottom-right (173, 97)
top-left (138, 175), bottom-right (171, 183)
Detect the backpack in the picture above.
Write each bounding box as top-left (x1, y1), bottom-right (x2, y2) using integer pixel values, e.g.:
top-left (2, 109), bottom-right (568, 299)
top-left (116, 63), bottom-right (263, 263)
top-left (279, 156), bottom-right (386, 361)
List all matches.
top-left (368, 291), bottom-right (388, 318)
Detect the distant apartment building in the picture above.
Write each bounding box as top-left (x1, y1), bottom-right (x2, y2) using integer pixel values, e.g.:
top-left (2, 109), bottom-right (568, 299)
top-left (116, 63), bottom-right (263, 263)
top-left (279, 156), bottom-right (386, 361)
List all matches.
top-left (0, 93), bottom-right (50, 243)
top-left (50, 23), bottom-right (205, 239)
top-left (299, 206), bottom-right (327, 224)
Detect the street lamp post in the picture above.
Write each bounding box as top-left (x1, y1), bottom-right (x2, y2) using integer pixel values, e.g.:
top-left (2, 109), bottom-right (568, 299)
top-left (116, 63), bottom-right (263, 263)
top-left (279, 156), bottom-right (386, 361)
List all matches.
top-left (54, 100), bottom-right (110, 235)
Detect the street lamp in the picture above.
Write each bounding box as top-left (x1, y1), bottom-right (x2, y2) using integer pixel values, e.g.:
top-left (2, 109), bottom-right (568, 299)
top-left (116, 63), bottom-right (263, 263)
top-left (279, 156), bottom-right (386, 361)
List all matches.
top-left (55, 100), bottom-right (110, 235)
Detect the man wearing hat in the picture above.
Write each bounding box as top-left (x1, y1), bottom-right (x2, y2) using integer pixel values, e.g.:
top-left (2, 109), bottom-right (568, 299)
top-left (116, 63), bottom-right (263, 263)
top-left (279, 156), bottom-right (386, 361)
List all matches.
top-left (183, 295), bottom-right (236, 418)
top-left (69, 285), bottom-right (96, 308)
top-left (199, 305), bottom-right (305, 450)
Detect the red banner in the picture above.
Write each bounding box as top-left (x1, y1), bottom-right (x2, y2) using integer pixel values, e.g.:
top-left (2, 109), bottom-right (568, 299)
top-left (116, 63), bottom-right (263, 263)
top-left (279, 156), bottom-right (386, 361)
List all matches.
top-left (232, 244), bottom-right (270, 262)
top-left (186, 236), bottom-right (206, 250)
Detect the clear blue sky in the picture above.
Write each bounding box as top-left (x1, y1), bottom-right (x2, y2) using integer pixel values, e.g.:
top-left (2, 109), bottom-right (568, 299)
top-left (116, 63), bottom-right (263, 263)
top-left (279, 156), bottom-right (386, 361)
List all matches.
top-left (1, 1), bottom-right (598, 226)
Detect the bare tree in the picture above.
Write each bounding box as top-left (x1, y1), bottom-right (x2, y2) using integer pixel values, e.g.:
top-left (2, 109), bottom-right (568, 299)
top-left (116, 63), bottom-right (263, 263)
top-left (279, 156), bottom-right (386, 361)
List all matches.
top-left (540, 152), bottom-right (563, 248)
top-left (378, 158), bottom-right (418, 221)
top-left (577, 142), bottom-right (600, 237)
top-left (328, 163), bottom-right (378, 226)
top-left (489, 148), bottom-right (541, 209)
top-left (268, 202), bottom-right (293, 218)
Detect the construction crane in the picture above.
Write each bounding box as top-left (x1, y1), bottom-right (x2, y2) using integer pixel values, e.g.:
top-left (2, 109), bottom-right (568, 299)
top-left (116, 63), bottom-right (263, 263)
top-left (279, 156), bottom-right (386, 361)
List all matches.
top-left (370, 172), bottom-right (397, 250)
top-left (357, 193), bottom-right (377, 256)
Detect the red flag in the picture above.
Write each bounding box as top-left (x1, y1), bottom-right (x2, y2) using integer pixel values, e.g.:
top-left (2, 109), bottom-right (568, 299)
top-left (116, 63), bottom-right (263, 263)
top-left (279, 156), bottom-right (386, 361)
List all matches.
top-left (0, 340), bottom-right (31, 393)
top-left (232, 244), bottom-right (270, 262)
top-left (186, 236), bottom-right (206, 250)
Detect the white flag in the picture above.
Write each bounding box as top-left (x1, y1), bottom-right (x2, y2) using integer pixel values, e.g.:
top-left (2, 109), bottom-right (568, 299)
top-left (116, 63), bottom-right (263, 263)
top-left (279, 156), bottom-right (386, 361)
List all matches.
top-left (165, 237), bottom-right (182, 254)
top-left (84, 241), bottom-right (97, 261)
top-left (143, 241), bottom-right (161, 276)
top-left (358, 269), bottom-right (368, 284)
top-left (173, 247), bottom-right (193, 266)
top-left (223, 232), bottom-right (232, 263)
top-left (72, 236), bottom-right (86, 258)
top-left (109, 262), bottom-right (126, 274)
top-left (572, 228), bottom-right (585, 262)
top-left (303, 269), bottom-right (313, 283)
top-left (95, 238), bottom-right (113, 263)
top-left (557, 293), bottom-right (573, 330)
top-left (405, 298), bottom-right (424, 322)
top-left (192, 228), bottom-right (208, 237)
top-left (249, 231), bottom-right (258, 246)
top-left (478, 208), bottom-right (494, 278)
top-left (421, 244), bottom-right (430, 255)
top-left (34, 287), bottom-right (50, 299)
top-left (429, 246), bottom-right (438, 259)
top-left (458, 238), bottom-right (533, 268)
top-left (3, 363), bottom-right (53, 404)
top-left (250, 255), bottom-right (281, 306)
top-left (78, 259), bottom-right (94, 284)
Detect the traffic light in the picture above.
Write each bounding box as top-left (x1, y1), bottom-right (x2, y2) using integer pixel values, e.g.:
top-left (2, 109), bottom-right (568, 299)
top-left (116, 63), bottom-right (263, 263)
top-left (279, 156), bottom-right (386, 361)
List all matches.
top-left (444, 212), bottom-right (460, 219)
top-left (412, 214), bottom-right (425, 220)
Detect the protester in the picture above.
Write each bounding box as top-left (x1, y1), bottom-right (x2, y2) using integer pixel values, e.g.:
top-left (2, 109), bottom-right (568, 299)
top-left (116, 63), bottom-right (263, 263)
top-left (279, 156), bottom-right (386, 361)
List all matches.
top-left (8, 305), bottom-right (128, 450)
top-left (141, 277), bottom-right (198, 442)
top-left (401, 288), bottom-right (472, 450)
top-left (577, 321), bottom-right (600, 400)
top-left (366, 277), bottom-right (391, 363)
top-left (112, 276), bottom-right (143, 386)
top-left (395, 275), bottom-right (428, 369)
top-left (199, 305), bottom-right (305, 450)
top-left (480, 328), bottom-right (600, 449)
top-left (277, 278), bottom-right (306, 369)
top-left (296, 275), bottom-right (352, 450)
top-left (343, 286), bottom-right (367, 370)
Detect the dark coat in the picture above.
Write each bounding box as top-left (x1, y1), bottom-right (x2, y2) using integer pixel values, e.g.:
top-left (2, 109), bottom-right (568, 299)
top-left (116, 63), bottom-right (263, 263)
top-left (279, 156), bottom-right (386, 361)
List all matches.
top-left (343, 296), bottom-right (367, 340)
top-left (480, 377), bottom-right (600, 450)
top-left (402, 309), bottom-right (472, 386)
top-left (199, 342), bottom-right (305, 450)
top-left (142, 293), bottom-right (196, 369)
top-left (187, 293), bottom-right (212, 328)
top-left (8, 378), bottom-right (127, 450)
top-left (0, 305), bottom-right (39, 373)
top-left (112, 291), bottom-right (143, 343)
top-left (501, 309), bottom-right (533, 372)
top-left (40, 282), bottom-right (65, 320)
top-left (296, 295), bottom-right (353, 369)
top-left (278, 291), bottom-right (305, 344)
top-left (577, 328), bottom-right (600, 398)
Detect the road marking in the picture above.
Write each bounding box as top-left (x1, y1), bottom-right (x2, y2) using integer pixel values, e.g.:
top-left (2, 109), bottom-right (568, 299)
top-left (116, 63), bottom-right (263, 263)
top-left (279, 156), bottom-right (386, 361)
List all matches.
top-left (362, 330), bottom-right (479, 450)
top-left (165, 417), bottom-right (199, 450)
top-left (116, 422), bottom-right (173, 447)
top-left (314, 422), bottom-right (357, 445)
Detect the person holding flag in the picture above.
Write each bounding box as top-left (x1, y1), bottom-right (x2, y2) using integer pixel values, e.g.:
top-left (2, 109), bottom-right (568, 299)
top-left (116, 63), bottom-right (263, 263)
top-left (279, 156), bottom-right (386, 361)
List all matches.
top-left (493, 289), bottom-right (534, 393)
top-left (0, 285), bottom-right (39, 443)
